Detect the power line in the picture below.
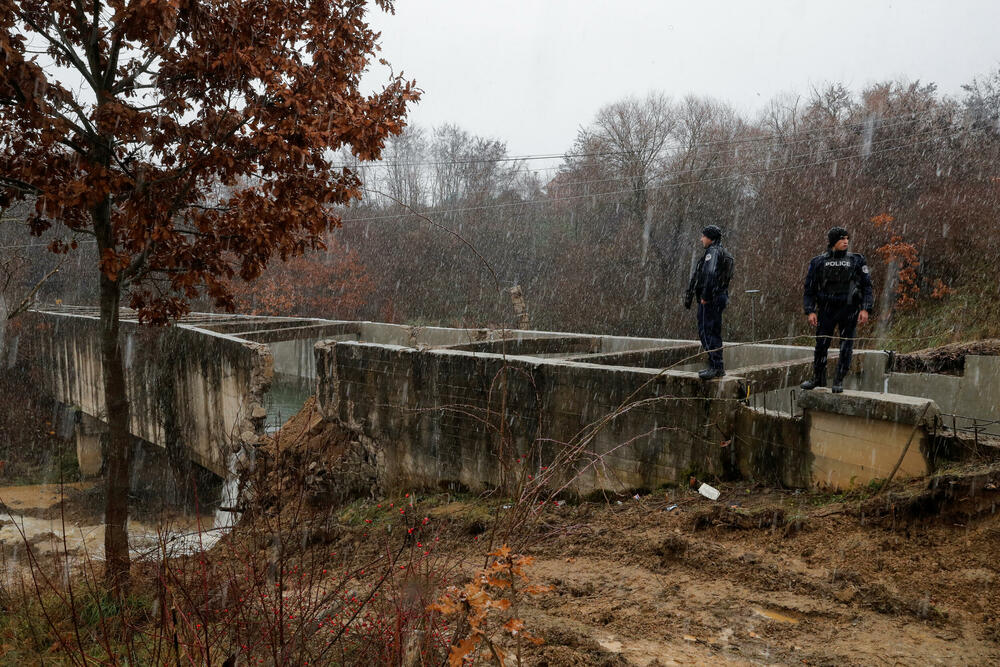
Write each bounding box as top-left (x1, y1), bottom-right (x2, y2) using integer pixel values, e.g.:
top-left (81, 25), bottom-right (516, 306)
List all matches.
top-left (263, 123), bottom-right (958, 204)
top-left (387, 124), bottom-right (956, 202)
top-left (0, 124), bottom-right (968, 250)
top-left (340, 110), bottom-right (960, 171)
top-left (343, 128), bottom-right (965, 224)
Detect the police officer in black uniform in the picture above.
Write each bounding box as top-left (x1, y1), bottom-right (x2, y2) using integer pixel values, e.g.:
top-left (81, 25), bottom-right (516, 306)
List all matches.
top-left (685, 225), bottom-right (735, 380)
top-left (801, 226), bottom-right (874, 393)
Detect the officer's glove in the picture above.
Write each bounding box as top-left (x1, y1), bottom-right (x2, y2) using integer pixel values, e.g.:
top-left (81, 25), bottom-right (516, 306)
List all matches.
top-left (683, 292), bottom-right (693, 310)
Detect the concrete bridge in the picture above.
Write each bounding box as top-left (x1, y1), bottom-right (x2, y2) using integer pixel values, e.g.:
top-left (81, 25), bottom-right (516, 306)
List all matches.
top-left (14, 306), bottom-right (356, 478)
top-left (12, 307), bottom-right (999, 492)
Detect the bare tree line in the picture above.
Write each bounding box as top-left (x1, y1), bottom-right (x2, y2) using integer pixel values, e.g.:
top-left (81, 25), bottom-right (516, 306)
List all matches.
top-left (5, 74), bottom-right (1000, 347)
top-left (328, 76), bottom-right (1000, 346)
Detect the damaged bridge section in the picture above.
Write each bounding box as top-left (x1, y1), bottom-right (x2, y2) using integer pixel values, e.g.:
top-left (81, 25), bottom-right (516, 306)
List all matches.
top-left (313, 324), bottom-right (1000, 495)
top-left (16, 308), bottom-right (1000, 494)
top-left (15, 307), bottom-right (358, 479)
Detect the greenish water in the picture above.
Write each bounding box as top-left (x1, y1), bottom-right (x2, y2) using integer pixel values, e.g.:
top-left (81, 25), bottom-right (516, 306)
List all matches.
top-left (265, 374), bottom-right (314, 432)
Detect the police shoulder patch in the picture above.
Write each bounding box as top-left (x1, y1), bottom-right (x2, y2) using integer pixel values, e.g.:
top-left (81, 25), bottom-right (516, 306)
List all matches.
top-left (862, 265), bottom-right (869, 274)
top-left (705, 253), bottom-right (711, 261)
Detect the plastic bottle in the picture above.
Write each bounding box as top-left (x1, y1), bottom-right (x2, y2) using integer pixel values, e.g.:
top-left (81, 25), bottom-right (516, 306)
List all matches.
top-left (697, 482), bottom-right (721, 500)
top-left (689, 475), bottom-right (720, 501)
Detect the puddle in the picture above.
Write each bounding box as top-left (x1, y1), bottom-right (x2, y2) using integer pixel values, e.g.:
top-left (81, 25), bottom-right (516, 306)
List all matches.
top-left (0, 481), bottom-right (96, 510)
top-left (752, 606), bottom-right (801, 624)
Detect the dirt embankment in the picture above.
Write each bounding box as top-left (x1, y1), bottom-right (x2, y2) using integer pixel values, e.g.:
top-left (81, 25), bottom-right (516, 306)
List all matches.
top-left (893, 339), bottom-right (1000, 375)
top-left (515, 474), bottom-right (999, 666)
top-left (248, 405), bottom-right (1000, 666)
top-left (248, 397), bottom-right (377, 510)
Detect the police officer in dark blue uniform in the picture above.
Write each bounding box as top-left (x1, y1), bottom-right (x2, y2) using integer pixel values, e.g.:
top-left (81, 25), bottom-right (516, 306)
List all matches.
top-left (801, 226), bottom-right (874, 393)
top-left (685, 225), bottom-right (735, 380)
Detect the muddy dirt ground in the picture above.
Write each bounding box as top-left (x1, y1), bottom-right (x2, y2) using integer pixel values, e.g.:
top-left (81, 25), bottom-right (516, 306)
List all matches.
top-left (2, 464), bottom-right (998, 665)
top-left (510, 479), bottom-right (1000, 666)
top-left (248, 459), bottom-right (998, 667)
top-left (3, 378), bottom-right (998, 665)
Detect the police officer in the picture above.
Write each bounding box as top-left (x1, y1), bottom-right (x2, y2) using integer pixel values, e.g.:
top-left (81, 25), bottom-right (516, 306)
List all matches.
top-left (685, 225), bottom-right (735, 380)
top-left (801, 226), bottom-right (874, 393)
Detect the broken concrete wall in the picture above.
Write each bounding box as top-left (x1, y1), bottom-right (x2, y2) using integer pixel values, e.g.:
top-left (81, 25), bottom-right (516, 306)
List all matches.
top-left (234, 322), bottom-right (361, 380)
top-left (19, 311), bottom-right (273, 477)
top-left (733, 405), bottom-right (811, 487)
top-left (315, 340), bottom-right (741, 495)
top-left (734, 388), bottom-right (957, 491)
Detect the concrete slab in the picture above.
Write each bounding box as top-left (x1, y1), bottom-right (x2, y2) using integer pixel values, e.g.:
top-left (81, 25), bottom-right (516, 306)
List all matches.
top-left (798, 389), bottom-right (939, 427)
top-left (798, 390), bottom-right (938, 490)
top-left (807, 411), bottom-right (931, 489)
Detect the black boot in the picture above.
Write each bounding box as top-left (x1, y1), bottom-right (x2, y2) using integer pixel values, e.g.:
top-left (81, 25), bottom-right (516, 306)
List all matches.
top-left (698, 367), bottom-right (725, 380)
top-left (800, 372), bottom-right (826, 390)
top-left (831, 375), bottom-right (845, 393)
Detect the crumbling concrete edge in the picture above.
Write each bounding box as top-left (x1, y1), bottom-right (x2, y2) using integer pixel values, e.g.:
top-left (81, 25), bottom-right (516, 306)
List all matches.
top-left (797, 389), bottom-right (940, 428)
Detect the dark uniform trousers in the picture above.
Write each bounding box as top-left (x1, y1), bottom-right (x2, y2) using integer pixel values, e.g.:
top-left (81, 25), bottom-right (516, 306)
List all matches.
top-left (698, 298), bottom-right (726, 371)
top-left (813, 301), bottom-right (859, 381)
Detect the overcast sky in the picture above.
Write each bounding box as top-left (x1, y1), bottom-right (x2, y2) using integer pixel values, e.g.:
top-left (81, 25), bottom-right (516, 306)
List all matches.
top-left (367, 0), bottom-right (1000, 158)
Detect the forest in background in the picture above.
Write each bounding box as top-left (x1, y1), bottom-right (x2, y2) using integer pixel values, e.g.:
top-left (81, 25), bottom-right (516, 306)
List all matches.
top-left (5, 73), bottom-right (1000, 349)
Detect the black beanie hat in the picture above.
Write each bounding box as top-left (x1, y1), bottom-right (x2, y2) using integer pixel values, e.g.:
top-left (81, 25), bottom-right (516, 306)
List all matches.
top-left (827, 226), bottom-right (849, 247)
top-left (701, 225), bottom-right (722, 242)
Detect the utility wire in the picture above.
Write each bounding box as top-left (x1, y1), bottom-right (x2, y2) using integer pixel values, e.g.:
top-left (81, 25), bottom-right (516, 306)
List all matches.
top-left (260, 124), bottom-right (959, 208)
top-left (343, 128), bottom-right (966, 224)
top-left (363, 124), bottom-right (957, 203)
top-left (348, 113), bottom-right (957, 194)
top-left (339, 109), bottom-right (962, 170)
top-left (0, 124), bottom-right (968, 250)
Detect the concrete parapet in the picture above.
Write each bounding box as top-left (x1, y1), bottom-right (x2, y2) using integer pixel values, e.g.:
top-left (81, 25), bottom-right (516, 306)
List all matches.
top-left (356, 322), bottom-right (514, 347)
top-left (315, 339), bottom-right (741, 495)
top-left (237, 322), bottom-right (361, 344)
top-left (798, 390), bottom-right (939, 489)
top-left (797, 389), bottom-right (940, 428)
top-left (444, 335), bottom-right (600, 356)
top-left (194, 317), bottom-right (316, 334)
top-left (566, 343), bottom-right (704, 369)
top-left (20, 310), bottom-right (274, 477)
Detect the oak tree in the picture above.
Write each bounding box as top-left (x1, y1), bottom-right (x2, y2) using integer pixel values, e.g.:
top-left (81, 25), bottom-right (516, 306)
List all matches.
top-left (0, 0), bottom-right (418, 590)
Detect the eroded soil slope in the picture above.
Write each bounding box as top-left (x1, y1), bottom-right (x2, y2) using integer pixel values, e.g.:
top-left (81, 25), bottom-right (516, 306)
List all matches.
top-left (511, 479), bottom-right (999, 666)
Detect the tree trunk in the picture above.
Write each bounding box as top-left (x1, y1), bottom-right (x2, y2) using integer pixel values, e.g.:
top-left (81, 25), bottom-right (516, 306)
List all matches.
top-left (95, 199), bottom-right (132, 593)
